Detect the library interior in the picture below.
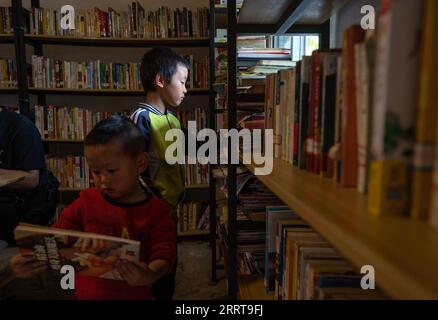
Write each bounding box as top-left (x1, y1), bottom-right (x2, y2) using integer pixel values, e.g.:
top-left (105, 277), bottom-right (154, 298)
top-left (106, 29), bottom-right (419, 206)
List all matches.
top-left (1, 0), bottom-right (438, 301)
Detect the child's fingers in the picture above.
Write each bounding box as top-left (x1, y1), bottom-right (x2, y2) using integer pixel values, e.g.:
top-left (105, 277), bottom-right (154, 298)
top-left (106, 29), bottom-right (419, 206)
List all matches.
top-left (81, 238), bottom-right (91, 251)
top-left (121, 261), bottom-right (138, 274)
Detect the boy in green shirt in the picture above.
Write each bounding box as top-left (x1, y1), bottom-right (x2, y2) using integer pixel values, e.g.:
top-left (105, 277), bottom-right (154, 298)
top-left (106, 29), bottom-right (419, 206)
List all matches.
top-left (130, 47), bottom-right (188, 300)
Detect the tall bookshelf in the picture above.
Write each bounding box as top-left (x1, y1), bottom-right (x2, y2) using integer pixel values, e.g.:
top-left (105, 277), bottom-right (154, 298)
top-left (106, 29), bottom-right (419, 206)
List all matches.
top-left (8, 0), bottom-right (214, 240)
top-left (219, 0), bottom-right (332, 299)
top-left (222, 0), bottom-right (438, 300)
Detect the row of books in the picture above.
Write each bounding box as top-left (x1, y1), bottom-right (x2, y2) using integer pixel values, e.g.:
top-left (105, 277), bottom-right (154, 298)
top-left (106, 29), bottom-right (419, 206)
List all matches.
top-left (46, 157), bottom-right (206, 191)
top-left (176, 108), bottom-right (209, 186)
top-left (265, 0), bottom-right (438, 222)
top-left (183, 161), bottom-right (209, 186)
top-left (265, 206), bottom-right (387, 300)
top-left (31, 54), bottom-right (208, 90)
top-left (31, 55), bottom-right (142, 90)
top-left (46, 156), bottom-right (207, 192)
top-left (34, 105), bottom-right (117, 141)
top-left (0, 58), bottom-right (16, 88)
top-left (177, 202), bottom-right (209, 232)
top-left (218, 167), bottom-right (284, 276)
top-left (0, 7), bottom-right (12, 34)
top-left (29, 5), bottom-right (210, 39)
top-left (183, 55), bottom-right (209, 90)
top-left (46, 155), bottom-right (92, 190)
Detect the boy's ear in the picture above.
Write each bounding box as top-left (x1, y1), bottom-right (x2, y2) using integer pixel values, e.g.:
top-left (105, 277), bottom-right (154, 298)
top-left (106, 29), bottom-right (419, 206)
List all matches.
top-left (137, 152), bottom-right (149, 174)
top-left (154, 73), bottom-right (166, 89)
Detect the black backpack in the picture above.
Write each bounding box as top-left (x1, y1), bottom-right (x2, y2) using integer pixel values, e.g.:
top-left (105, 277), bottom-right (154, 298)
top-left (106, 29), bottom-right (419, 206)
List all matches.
top-left (20, 169), bottom-right (60, 225)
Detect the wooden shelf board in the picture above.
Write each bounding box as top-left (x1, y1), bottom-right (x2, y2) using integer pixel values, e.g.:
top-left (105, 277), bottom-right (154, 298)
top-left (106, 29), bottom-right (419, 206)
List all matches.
top-left (28, 87), bottom-right (208, 96)
top-left (237, 0), bottom-right (351, 31)
top-left (58, 188), bottom-right (83, 192)
top-left (185, 184), bottom-right (210, 189)
top-left (178, 230), bottom-right (209, 237)
top-left (244, 157), bottom-right (438, 299)
top-left (25, 34), bottom-right (209, 47)
top-left (238, 274), bottom-right (274, 300)
top-left (0, 34), bottom-right (14, 43)
top-left (43, 139), bottom-right (83, 143)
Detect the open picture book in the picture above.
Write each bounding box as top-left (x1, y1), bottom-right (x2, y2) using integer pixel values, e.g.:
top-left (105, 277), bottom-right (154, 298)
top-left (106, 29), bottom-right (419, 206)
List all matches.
top-left (11, 223), bottom-right (140, 281)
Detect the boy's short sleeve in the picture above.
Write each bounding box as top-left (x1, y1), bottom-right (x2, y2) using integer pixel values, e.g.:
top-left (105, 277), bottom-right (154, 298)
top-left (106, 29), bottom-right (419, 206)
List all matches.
top-left (130, 110), bottom-right (152, 150)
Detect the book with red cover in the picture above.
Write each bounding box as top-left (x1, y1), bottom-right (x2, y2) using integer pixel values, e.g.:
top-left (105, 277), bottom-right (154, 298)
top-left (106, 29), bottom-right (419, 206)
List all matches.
top-left (341, 25), bottom-right (365, 187)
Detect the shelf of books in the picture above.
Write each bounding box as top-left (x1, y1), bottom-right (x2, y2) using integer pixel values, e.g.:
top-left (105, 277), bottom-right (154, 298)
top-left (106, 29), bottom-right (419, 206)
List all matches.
top-left (232, 0), bottom-right (438, 299)
top-left (27, 5), bottom-right (210, 41)
top-left (0, 87), bottom-right (17, 93)
top-left (25, 34), bottom-right (209, 47)
top-left (243, 158), bottom-right (438, 299)
top-left (177, 202), bottom-right (210, 235)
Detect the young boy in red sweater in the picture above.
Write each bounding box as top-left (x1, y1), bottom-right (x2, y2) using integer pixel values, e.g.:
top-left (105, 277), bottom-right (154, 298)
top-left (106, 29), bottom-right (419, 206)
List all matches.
top-left (39, 115), bottom-right (175, 300)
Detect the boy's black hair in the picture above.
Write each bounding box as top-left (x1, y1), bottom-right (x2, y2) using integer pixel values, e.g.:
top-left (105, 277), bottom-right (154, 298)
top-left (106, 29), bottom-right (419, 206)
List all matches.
top-left (140, 46), bottom-right (189, 95)
top-left (84, 115), bottom-right (145, 157)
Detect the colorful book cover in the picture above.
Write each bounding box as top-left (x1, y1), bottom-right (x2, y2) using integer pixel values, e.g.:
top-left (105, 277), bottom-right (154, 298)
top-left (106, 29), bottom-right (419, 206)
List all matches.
top-left (412, 0), bottom-right (438, 221)
top-left (369, 0), bottom-right (423, 216)
top-left (12, 223), bottom-right (140, 281)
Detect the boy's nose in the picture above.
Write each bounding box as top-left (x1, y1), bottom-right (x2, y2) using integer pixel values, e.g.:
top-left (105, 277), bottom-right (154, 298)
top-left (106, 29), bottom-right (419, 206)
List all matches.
top-left (100, 174), bottom-right (109, 184)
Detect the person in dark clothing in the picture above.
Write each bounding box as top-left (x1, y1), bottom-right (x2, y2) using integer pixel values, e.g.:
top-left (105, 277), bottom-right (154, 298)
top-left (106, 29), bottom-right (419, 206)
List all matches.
top-left (0, 106), bottom-right (48, 245)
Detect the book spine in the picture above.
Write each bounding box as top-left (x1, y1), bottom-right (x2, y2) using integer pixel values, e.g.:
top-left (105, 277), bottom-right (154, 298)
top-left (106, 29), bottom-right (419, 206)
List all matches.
top-left (369, 0), bottom-right (422, 215)
top-left (413, 0), bottom-right (438, 221)
top-left (341, 25), bottom-right (365, 187)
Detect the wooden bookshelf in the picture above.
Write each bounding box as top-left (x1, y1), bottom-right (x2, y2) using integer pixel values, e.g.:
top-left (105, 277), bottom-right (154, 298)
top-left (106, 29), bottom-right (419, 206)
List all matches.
top-left (28, 87), bottom-right (209, 96)
top-left (237, 274), bottom-right (274, 300)
top-left (0, 87), bottom-right (18, 93)
top-left (25, 34), bottom-right (209, 48)
top-left (0, 34), bottom-right (14, 43)
top-left (244, 157), bottom-right (438, 299)
top-left (0, 171), bottom-right (25, 188)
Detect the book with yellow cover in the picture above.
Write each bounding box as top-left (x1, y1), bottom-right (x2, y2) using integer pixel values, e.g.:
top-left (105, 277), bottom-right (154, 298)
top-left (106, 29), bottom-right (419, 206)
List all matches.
top-left (369, 0), bottom-right (423, 216)
top-left (412, 0), bottom-right (438, 221)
